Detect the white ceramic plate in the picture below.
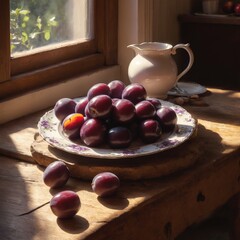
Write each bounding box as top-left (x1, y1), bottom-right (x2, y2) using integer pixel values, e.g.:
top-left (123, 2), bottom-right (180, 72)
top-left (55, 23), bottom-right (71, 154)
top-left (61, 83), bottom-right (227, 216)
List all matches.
top-left (168, 82), bottom-right (207, 97)
top-left (38, 100), bottom-right (196, 159)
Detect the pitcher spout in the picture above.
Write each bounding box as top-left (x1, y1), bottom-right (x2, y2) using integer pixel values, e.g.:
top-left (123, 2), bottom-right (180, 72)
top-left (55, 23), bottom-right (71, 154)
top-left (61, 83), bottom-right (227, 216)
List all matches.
top-left (127, 43), bottom-right (151, 55)
top-left (127, 43), bottom-right (140, 51)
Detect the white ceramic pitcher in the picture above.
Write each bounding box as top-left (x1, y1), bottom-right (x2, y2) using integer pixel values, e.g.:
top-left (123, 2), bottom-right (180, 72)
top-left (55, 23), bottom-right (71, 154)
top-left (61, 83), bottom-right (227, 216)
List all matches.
top-left (128, 42), bottom-right (194, 99)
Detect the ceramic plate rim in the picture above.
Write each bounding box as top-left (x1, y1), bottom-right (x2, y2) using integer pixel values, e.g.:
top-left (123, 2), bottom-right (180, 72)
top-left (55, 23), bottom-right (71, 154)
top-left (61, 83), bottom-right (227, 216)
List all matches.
top-left (37, 99), bottom-right (197, 159)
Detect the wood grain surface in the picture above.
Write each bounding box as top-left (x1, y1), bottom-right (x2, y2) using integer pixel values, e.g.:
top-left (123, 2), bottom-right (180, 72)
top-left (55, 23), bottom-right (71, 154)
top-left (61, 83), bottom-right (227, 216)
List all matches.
top-left (0, 88), bottom-right (240, 240)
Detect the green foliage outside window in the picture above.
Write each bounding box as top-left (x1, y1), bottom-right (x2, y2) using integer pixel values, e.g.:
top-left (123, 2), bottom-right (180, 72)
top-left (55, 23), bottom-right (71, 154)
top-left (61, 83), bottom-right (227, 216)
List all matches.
top-left (10, 0), bottom-right (67, 53)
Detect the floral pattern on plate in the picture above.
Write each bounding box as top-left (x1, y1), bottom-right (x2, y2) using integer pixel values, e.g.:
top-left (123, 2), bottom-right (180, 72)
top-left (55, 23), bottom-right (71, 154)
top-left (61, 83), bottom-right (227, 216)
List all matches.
top-left (38, 100), bottom-right (196, 159)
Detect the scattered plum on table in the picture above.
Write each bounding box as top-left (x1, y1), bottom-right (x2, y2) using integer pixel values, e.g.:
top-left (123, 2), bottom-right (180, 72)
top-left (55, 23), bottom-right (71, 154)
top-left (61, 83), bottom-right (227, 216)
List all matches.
top-left (50, 190), bottom-right (80, 218)
top-left (92, 172), bottom-right (120, 197)
top-left (43, 161), bottom-right (70, 188)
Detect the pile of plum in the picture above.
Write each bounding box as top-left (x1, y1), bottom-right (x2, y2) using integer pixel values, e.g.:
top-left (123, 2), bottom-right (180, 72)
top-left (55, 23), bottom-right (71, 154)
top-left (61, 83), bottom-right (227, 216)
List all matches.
top-left (44, 161), bottom-right (120, 218)
top-left (54, 81), bottom-right (177, 149)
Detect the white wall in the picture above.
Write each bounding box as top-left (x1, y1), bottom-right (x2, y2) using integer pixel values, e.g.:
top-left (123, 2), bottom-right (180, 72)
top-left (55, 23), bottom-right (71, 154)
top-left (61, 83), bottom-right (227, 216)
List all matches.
top-left (118, 0), bottom-right (138, 84)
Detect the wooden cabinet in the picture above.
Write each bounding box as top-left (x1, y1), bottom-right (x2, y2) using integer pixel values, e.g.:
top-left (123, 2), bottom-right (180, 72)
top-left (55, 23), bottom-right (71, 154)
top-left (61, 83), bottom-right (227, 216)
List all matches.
top-left (179, 14), bottom-right (240, 90)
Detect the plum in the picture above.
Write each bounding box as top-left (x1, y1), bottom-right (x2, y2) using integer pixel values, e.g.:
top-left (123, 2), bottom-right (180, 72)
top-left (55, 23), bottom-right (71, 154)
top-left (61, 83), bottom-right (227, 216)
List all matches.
top-left (156, 107), bottom-right (177, 132)
top-left (80, 118), bottom-right (107, 147)
top-left (111, 99), bottom-right (136, 123)
top-left (87, 95), bottom-right (112, 119)
top-left (62, 113), bottom-right (85, 139)
top-left (108, 80), bottom-right (126, 99)
top-left (135, 100), bottom-right (156, 119)
top-left (50, 190), bottom-right (80, 218)
top-left (146, 97), bottom-right (162, 110)
top-left (122, 83), bottom-right (147, 104)
top-left (75, 97), bottom-right (88, 115)
top-left (43, 161), bottom-right (70, 188)
top-left (92, 172), bottom-right (120, 197)
top-left (87, 83), bottom-right (110, 100)
top-left (139, 119), bottom-right (162, 143)
top-left (54, 98), bottom-right (76, 122)
top-left (108, 126), bottom-right (132, 148)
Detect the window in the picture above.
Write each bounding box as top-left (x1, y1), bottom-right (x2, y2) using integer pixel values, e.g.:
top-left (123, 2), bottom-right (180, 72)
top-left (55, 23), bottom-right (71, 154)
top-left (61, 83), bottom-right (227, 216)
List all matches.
top-left (10, 1), bottom-right (94, 54)
top-left (0, 0), bottom-right (118, 100)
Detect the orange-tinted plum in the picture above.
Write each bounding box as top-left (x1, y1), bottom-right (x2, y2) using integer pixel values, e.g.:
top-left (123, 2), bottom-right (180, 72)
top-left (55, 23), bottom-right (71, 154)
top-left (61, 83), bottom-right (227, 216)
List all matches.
top-left (62, 113), bottom-right (85, 139)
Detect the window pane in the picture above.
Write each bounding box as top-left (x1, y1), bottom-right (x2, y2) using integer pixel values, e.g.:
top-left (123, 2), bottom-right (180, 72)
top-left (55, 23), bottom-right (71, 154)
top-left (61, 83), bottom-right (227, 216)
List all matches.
top-left (10, 0), bottom-right (94, 55)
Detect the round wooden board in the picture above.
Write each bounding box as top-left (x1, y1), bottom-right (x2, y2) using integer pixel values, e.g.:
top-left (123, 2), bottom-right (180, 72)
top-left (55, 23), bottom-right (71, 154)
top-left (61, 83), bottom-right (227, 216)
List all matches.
top-left (31, 131), bottom-right (201, 180)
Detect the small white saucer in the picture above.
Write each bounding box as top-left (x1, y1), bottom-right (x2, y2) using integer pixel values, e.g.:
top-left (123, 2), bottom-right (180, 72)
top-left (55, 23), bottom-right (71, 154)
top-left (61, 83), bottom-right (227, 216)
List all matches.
top-left (168, 82), bottom-right (207, 97)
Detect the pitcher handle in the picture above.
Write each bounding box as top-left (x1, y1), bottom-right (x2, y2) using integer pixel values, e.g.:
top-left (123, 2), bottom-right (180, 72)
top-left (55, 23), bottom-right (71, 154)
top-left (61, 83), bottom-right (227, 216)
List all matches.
top-left (171, 43), bottom-right (194, 85)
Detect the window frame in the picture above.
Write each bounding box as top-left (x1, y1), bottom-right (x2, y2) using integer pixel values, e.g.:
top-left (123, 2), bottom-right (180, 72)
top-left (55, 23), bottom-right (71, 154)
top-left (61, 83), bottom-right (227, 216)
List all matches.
top-left (0, 0), bottom-right (118, 100)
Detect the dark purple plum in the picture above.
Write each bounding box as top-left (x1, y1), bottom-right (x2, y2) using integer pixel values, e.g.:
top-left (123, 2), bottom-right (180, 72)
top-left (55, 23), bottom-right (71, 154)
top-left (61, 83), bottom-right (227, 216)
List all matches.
top-left (156, 107), bottom-right (177, 132)
top-left (43, 161), bottom-right (70, 188)
top-left (128, 122), bottom-right (139, 140)
top-left (87, 95), bottom-right (112, 119)
top-left (84, 103), bottom-right (92, 119)
top-left (54, 98), bottom-right (76, 122)
top-left (146, 97), bottom-right (162, 110)
top-left (135, 100), bottom-right (156, 119)
top-left (112, 98), bottom-right (120, 105)
top-left (108, 80), bottom-right (126, 99)
top-left (111, 99), bottom-right (135, 123)
top-left (122, 83), bottom-right (147, 104)
top-left (80, 118), bottom-right (106, 147)
top-left (140, 119), bottom-right (162, 143)
top-left (50, 190), bottom-right (80, 218)
top-left (108, 126), bottom-right (132, 148)
top-left (87, 83), bottom-right (110, 100)
top-left (75, 97), bottom-right (88, 115)
top-left (92, 172), bottom-right (120, 197)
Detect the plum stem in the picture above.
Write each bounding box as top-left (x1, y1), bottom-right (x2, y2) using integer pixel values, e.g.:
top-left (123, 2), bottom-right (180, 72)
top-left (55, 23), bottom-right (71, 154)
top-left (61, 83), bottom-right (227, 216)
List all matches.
top-left (16, 201), bottom-right (50, 216)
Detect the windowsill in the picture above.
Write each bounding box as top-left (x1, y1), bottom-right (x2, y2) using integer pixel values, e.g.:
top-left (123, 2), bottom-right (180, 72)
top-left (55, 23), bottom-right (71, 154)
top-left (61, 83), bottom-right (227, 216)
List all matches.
top-left (0, 65), bottom-right (121, 124)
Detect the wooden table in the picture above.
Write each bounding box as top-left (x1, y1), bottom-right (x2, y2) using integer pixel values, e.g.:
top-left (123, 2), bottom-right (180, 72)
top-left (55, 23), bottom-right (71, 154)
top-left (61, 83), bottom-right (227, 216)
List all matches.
top-left (0, 88), bottom-right (240, 240)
